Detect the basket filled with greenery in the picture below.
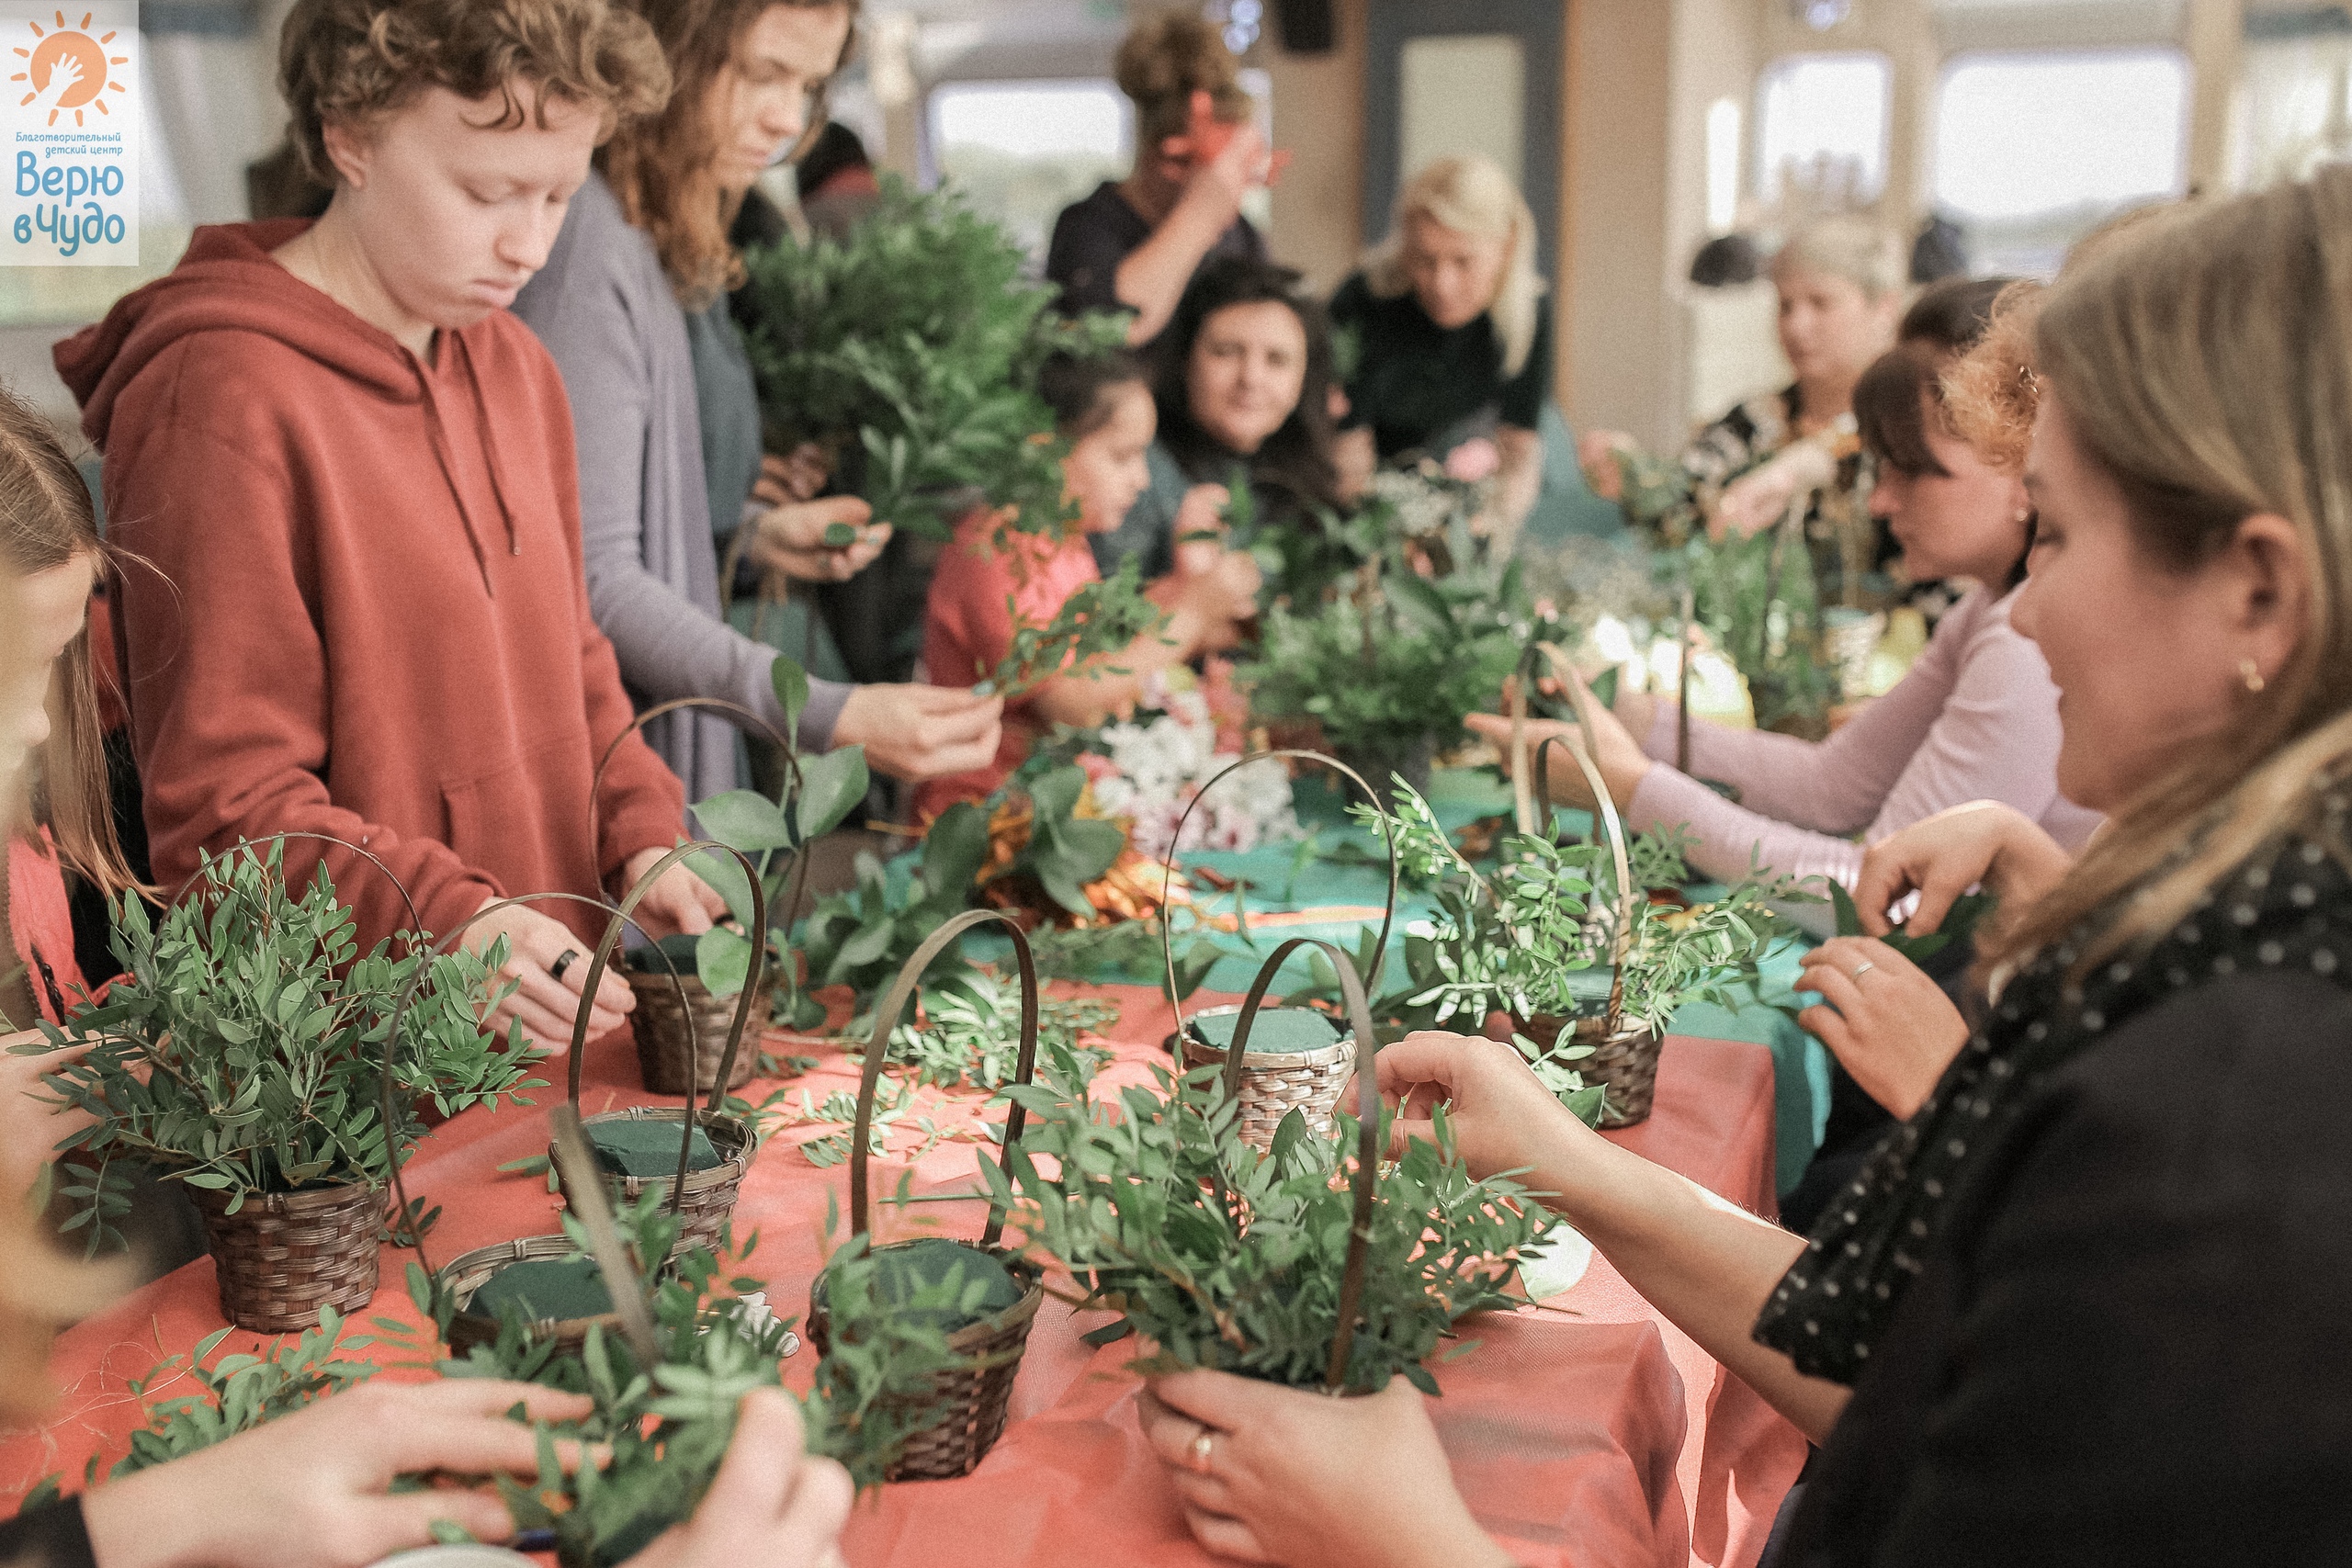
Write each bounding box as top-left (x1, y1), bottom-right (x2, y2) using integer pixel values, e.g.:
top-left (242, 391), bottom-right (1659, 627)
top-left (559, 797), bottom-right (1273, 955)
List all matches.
top-left (805, 908), bottom-right (1050, 1481)
top-left (1160, 751), bottom-right (1400, 1149)
top-left (28, 839), bottom-right (538, 1332)
top-left (989, 939), bottom-right (1551, 1395)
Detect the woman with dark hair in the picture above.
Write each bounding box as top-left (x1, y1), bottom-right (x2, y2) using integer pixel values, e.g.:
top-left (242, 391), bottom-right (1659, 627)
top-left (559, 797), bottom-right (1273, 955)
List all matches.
top-left (1474, 303), bottom-right (2098, 897)
top-left (1090, 254), bottom-right (1340, 581)
top-left (514, 0), bottom-right (1003, 807)
top-left (916, 347), bottom-right (1259, 818)
top-left (1045, 10), bottom-right (1275, 347)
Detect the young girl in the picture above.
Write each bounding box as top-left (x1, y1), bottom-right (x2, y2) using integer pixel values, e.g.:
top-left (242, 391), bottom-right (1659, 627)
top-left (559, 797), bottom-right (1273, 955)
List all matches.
top-left (916, 349), bottom-right (1261, 819)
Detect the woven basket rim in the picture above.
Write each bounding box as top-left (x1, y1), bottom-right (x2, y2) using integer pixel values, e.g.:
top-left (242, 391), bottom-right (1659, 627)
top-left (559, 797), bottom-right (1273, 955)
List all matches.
top-left (810, 1241), bottom-right (1045, 1353)
top-left (558, 1108), bottom-right (755, 1197)
top-left (1178, 1006), bottom-right (1357, 1071)
top-left (441, 1234), bottom-right (629, 1337)
top-left (186, 1178), bottom-right (380, 1214)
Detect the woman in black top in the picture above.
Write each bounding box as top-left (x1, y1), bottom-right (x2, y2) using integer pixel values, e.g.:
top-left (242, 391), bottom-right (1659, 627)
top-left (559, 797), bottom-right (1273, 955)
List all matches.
top-left (1090, 256), bottom-right (1340, 586)
top-left (1329, 154), bottom-right (1552, 547)
top-left (1124, 169), bottom-right (2352, 1567)
top-left (1044, 11), bottom-right (1273, 348)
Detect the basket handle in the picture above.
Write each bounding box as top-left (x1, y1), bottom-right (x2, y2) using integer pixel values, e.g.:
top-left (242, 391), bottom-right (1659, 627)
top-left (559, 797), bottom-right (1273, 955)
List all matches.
top-left (375, 890), bottom-right (687, 1279)
top-left (1202, 937), bottom-right (1384, 1393)
top-left (588, 695), bottom-right (800, 856)
top-left (1159, 750), bottom-right (1400, 1043)
top-left (847, 907), bottom-right (1041, 1245)
top-left (164, 831), bottom-right (430, 955)
top-left (548, 1103), bottom-right (662, 1369)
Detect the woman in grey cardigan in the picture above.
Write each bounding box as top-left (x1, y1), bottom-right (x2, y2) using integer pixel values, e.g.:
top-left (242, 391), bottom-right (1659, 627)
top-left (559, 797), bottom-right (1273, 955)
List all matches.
top-left (513, 0), bottom-right (1000, 807)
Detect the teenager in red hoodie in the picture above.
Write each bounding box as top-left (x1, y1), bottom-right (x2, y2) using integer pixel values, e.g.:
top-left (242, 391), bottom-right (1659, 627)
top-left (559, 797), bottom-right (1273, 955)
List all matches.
top-left (52, 0), bottom-right (726, 1053)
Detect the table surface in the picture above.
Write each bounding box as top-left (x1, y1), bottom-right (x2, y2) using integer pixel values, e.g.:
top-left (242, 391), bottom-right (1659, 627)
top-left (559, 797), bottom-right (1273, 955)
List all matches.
top-left (0, 976), bottom-right (1804, 1568)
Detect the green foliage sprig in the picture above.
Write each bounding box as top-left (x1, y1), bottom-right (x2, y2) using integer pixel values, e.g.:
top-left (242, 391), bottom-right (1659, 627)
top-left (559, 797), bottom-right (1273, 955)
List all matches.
top-left (741, 177), bottom-right (1127, 540)
top-left (1242, 577), bottom-right (1522, 756)
top-left (969, 560), bottom-right (1168, 700)
top-left (886, 968), bottom-right (1117, 1091)
top-left (27, 844), bottom-right (539, 1252)
top-left (987, 1059), bottom-right (1549, 1393)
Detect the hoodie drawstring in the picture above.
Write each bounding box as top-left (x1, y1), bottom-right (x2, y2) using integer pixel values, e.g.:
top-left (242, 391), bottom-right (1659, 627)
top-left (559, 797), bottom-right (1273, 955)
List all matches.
top-left (414, 330), bottom-right (527, 596)
top-left (450, 331), bottom-right (526, 561)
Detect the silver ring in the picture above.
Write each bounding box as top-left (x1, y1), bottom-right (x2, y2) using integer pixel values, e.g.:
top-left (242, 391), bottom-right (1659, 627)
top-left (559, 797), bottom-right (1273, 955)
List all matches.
top-left (549, 949), bottom-right (582, 984)
top-left (1850, 961), bottom-right (1876, 981)
top-left (1187, 1428), bottom-right (1216, 1473)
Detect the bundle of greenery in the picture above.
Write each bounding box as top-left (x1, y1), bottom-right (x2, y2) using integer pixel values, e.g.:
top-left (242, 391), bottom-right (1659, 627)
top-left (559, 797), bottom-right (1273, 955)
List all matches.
top-left (28, 842), bottom-right (538, 1253)
top-left (740, 176), bottom-right (1126, 541)
top-left (987, 1055), bottom-right (1551, 1394)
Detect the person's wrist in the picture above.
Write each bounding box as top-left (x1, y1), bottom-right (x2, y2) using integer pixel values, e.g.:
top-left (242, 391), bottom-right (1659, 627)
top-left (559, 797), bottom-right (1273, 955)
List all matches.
top-left (84, 1454), bottom-right (229, 1568)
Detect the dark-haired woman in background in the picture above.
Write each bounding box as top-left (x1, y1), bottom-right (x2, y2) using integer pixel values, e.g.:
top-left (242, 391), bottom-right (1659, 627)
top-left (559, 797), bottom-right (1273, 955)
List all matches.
top-left (918, 350), bottom-right (1259, 818)
top-left (1090, 255), bottom-right (1340, 583)
top-left (1045, 10), bottom-right (1274, 348)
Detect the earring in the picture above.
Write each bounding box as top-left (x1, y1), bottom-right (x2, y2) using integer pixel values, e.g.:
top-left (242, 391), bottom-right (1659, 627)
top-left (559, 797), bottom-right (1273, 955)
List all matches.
top-left (2013, 508), bottom-right (2031, 525)
top-left (2241, 658), bottom-right (2266, 694)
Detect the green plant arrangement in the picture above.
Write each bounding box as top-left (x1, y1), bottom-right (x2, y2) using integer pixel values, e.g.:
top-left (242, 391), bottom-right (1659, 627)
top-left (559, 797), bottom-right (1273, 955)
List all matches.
top-left (987, 942), bottom-right (1551, 1394)
top-left (24, 841), bottom-right (538, 1327)
top-left (1677, 527), bottom-right (1837, 737)
top-left (740, 175), bottom-right (1128, 541)
top-left (967, 559), bottom-right (1168, 699)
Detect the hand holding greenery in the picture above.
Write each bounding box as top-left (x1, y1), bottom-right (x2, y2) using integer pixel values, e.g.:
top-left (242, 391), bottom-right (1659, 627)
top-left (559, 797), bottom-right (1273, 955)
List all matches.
top-left (26, 843), bottom-right (540, 1253)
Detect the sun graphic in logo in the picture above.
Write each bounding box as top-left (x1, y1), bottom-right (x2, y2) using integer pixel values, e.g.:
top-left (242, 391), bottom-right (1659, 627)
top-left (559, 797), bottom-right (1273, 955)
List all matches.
top-left (11, 11), bottom-right (127, 129)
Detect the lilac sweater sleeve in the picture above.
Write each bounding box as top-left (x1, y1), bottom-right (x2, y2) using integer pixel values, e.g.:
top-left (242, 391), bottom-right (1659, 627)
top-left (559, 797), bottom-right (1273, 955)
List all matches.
top-left (1623, 590), bottom-right (2084, 888)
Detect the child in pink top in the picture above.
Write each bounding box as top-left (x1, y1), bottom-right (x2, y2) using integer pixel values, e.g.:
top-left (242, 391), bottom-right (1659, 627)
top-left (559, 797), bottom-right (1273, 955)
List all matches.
top-left (918, 350), bottom-right (1261, 818)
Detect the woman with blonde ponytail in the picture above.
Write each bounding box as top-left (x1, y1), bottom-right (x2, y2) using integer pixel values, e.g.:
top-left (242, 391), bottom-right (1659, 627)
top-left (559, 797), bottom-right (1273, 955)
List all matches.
top-left (1120, 168), bottom-right (2352, 1568)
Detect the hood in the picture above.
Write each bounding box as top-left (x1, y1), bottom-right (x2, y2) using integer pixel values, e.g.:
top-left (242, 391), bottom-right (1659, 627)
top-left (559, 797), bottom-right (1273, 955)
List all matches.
top-left (57, 220), bottom-right (531, 590)
top-left (56, 220), bottom-right (429, 449)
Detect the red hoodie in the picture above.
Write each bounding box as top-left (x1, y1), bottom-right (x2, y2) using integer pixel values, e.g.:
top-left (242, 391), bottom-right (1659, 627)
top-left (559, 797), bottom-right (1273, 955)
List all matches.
top-left (53, 221), bottom-right (685, 953)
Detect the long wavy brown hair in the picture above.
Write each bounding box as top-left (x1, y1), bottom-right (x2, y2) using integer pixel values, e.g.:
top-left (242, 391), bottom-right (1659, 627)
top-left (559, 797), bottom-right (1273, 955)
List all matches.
top-left (0, 394), bottom-right (136, 896)
top-left (1946, 170), bottom-right (2352, 977)
top-left (601, 0), bottom-right (859, 310)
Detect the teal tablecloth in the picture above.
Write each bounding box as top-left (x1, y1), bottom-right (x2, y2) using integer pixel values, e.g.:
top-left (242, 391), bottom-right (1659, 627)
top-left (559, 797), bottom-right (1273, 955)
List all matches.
top-left (1080, 767), bottom-right (1832, 1197)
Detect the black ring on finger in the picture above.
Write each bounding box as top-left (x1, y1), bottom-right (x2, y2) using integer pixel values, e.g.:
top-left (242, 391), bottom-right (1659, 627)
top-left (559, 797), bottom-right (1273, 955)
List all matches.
top-left (549, 949), bottom-right (582, 984)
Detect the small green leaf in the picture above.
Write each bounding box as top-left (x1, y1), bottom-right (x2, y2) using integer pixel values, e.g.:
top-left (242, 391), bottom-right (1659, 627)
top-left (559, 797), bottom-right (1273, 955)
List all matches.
top-left (772, 655), bottom-right (811, 740)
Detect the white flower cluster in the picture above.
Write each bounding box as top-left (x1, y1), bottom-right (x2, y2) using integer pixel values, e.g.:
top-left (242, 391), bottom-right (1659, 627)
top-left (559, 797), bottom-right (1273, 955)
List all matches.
top-left (1090, 676), bottom-right (1301, 860)
top-left (1367, 468), bottom-right (1471, 538)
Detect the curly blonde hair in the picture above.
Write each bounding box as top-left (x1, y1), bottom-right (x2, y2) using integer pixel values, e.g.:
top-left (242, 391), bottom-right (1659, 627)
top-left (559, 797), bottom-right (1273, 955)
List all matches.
top-left (279, 0), bottom-right (671, 185)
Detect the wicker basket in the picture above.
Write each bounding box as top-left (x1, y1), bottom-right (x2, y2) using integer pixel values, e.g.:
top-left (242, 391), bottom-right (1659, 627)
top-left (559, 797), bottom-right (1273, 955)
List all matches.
top-left (438, 1234), bottom-right (628, 1355)
top-left (1177, 1005), bottom-right (1356, 1149)
top-left (627, 972), bottom-right (766, 1095)
top-left (808, 908), bottom-right (1050, 1481)
top-left (805, 1246), bottom-right (1045, 1481)
top-left (192, 1181), bottom-right (383, 1333)
top-left (1521, 1013), bottom-right (1663, 1129)
top-left (552, 1107), bottom-right (753, 1258)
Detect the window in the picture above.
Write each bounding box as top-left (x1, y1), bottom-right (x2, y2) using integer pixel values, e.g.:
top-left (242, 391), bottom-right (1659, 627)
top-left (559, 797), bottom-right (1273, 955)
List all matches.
top-left (927, 80), bottom-right (1131, 265)
top-left (1932, 49), bottom-right (2189, 276)
top-left (1755, 51), bottom-right (1890, 207)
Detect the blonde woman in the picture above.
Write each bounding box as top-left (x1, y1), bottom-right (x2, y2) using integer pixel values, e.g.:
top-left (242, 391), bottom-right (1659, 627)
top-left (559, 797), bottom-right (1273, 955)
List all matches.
top-left (1587, 217), bottom-right (1916, 605)
top-left (1129, 169), bottom-right (2352, 1566)
top-left (1329, 154), bottom-right (1550, 544)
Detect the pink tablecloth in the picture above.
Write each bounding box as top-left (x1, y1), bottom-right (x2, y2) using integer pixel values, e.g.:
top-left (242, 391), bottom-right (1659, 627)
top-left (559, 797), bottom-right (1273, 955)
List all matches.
top-left (1, 985), bottom-right (1804, 1567)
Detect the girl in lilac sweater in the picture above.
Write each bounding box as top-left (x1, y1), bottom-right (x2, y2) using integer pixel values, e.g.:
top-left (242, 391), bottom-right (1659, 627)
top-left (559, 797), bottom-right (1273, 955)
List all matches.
top-left (1479, 337), bottom-right (2100, 889)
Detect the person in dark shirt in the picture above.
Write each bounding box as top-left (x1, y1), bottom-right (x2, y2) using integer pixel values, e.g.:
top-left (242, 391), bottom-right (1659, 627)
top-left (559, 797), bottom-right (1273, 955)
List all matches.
top-left (1044, 11), bottom-right (1274, 347)
top-left (1329, 154), bottom-right (1553, 550)
top-left (1116, 168), bottom-right (2352, 1568)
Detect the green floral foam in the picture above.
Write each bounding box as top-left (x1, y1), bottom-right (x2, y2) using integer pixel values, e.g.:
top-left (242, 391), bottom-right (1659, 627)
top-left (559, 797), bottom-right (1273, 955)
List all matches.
top-left (1188, 1007), bottom-right (1342, 1055)
top-left (469, 1258), bottom-right (614, 1322)
top-left (589, 1120), bottom-right (723, 1179)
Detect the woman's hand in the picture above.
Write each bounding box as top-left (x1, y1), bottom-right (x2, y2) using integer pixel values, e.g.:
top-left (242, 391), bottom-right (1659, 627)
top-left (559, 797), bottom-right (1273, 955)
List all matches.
top-left (1137, 1372), bottom-right (1510, 1568)
top-left (1170, 484), bottom-right (1231, 571)
top-left (1576, 429), bottom-right (1636, 502)
top-left (80, 1380), bottom-right (594, 1568)
top-left (831, 685), bottom-right (1004, 782)
top-left (466, 898), bottom-right (634, 1052)
top-left (622, 849), bottom-right (729, 941)
top-left (1851, 801), bottom-right (2073, 937)
top-left (755, 445), bottom-right (832, 508)
top-left (1711, 439), bottom-right (1837, 541)
top-left (1, 1030), bottom-right (95, 1200)
top-left (1370, 1030), bottom-right (1596, 1189)
top-left (1795, 936), bottom-right (1969, 1119)
top-left (747, 496), bottom-right (889, 584)
top-left (619, 1390), bottom-right (851, 1568)
top-left (1463, 702), bottom-right (1654, 810)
